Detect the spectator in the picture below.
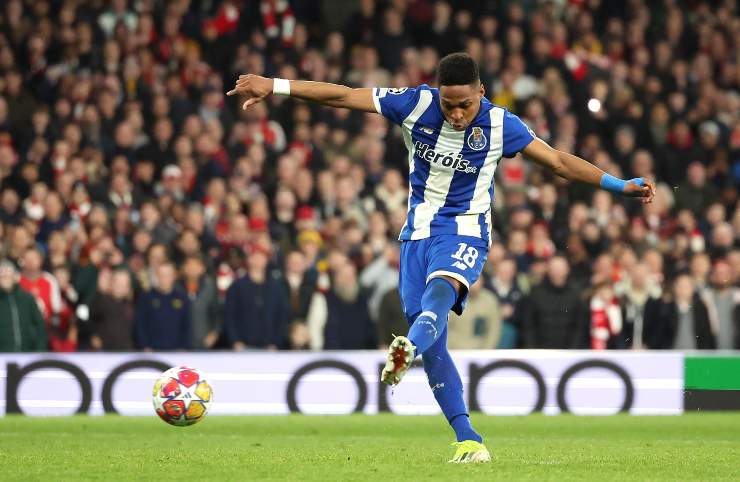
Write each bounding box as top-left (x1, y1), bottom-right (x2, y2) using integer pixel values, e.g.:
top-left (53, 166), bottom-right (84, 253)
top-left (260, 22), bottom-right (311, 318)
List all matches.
top-left (448, 279), bottom-right (501, 349)
top-left (522, 255), bottom-right (584, 348)
top-left (50, 265), bottom-right (78, 352)
top-left (18, 247), bottom-right (60, 326)
top-left (0, 189), bottom-right (23, 226)
top-left (184, 204), bottom-right (221, 262)
top-left (89, 269), bottom-right (135, 351)
top-left (374, 7), bottom-right (412, 72)
top-left (589, 282), bottom-right (623, 350)
top-left (37, 191), bottom-right (68, 246)
top-left (175, 229), bottom-right (203, 265)
top-left (709, 222), bottom-right (735, 260)
top-left (704, 260), bottom-right (740, 349)
top-left (617, 263), bottom-right (662, 349)
top-left (223, 247), bottom-right (289, 350)
top-left (104, 172), bottom-right (141, 215)
top-left (282, 249), bottom-right (316, 322)
top-left (376, 286), bottom-right (407, 348)
top-left (374, 170), bottom-right (407, 215)
top-left (45, 230), bottom-right (69, 271)
top-left (533, 183), bottom-right (567, 231)
top-left (359, 244), bottom-right (399, 322)
top-left (613, 125), bottom-right (636, 174)
top-left (690, 252), bottom-right (712, 290)
top-left (180, 255), bottom-right (221, 350)
top-left (6, 225), bottom-right (34, 264)
top-left (0, 259), bottom-right (47, 351)
top-left (307, 263), bottom-right (375, 350)
top-left (644, 275), bottom-right (715, 349)
top-left (139, 201), bottom-right (177, 246)
top-left (98, 0), bottom-right (137, 38)
top-left (287, 321), bottom-right (311, 350)
top-left (270, 187), bottom-right (298, 254)
top-left (140, 242), bottom-right (170, 292)
top-left (485, 257), bottom-right (524, 348)
top-left (674, 162), bottom-right (718, 217)
top-left (135, 262), bottom-right (191, 350)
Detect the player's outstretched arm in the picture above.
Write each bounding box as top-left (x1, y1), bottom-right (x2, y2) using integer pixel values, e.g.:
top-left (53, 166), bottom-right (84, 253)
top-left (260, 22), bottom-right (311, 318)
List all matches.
top-left (226, 74), bottom-right (376, 112)
top-left (522, 138), bottom-right (655, 203)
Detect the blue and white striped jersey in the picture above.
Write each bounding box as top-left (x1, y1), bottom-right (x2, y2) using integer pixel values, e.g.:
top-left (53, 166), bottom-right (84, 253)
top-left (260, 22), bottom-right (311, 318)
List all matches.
top-left (372, 84), bottom-right (535, 245)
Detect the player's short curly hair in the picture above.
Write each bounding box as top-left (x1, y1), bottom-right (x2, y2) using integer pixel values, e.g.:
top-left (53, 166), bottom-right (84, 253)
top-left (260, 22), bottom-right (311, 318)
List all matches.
top-left (437, 52), bottom-right (480, 86)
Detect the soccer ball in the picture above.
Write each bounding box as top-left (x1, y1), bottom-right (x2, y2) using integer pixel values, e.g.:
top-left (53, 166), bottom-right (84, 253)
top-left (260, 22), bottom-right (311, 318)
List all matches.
top-left (152, 366), bottom-right (213, 426)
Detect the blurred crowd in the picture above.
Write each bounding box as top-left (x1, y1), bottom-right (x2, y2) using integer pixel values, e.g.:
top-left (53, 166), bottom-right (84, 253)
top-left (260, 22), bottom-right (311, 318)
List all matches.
top-left (0, 0), bottom-right (739, 353)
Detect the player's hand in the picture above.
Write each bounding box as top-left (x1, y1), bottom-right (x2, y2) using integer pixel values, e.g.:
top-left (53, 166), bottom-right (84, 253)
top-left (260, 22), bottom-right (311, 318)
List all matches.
top-left (624, 177), bottom-right (655, 204)
top-left (226, 74), bottom-right (273, 110)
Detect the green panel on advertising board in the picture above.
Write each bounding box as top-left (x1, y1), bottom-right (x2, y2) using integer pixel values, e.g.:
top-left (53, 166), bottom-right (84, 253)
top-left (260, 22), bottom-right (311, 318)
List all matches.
top-left (684, 356), bottom-right (740, 390)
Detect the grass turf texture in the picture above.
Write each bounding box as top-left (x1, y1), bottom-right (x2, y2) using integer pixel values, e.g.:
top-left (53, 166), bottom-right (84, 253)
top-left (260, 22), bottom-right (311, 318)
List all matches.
top-left (1, 414), bottom-right (738, 481)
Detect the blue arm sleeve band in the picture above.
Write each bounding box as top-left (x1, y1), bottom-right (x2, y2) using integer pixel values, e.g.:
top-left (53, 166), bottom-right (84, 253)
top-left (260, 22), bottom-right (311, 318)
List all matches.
top-left (600, 174), bottom-right (627, 193)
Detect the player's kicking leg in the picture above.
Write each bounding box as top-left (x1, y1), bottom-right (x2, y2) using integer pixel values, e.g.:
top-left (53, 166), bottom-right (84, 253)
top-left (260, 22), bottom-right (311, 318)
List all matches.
top-left (380, 334), bottom-right (415, 385)
top-left (382, 236), bottom-right (491, 463)
top-left (380, 275), bottom-right (457, 386)
top-left (381, 304), bottom-right (491, 464)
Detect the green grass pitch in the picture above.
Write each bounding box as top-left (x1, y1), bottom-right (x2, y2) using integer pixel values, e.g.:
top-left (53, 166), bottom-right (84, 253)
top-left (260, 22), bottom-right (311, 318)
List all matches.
top-left (1, 414), bottom-right (738, 481)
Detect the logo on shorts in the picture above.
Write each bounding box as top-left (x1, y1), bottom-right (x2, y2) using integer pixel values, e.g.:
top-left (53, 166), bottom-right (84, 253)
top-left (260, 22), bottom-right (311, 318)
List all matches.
top-left (467, 127), bottom-right (487, 151)
top-left (388, 88), bottom-right (408, 95)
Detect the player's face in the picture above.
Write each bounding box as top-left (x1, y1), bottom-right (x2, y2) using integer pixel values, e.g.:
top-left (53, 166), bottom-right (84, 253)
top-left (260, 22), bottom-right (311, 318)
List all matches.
top-left (439, 83), bottom-right (484, 131)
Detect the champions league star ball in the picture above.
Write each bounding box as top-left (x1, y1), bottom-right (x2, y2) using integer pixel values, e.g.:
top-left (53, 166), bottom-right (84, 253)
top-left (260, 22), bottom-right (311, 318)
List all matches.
top-left (152, 366), bottom-right (213, 426)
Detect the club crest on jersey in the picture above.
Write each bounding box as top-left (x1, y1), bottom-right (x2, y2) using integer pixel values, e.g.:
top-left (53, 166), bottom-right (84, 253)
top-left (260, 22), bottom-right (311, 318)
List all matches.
top-left (467, 127), bottom-right (487, 151)
top-left (388, 88), bottom-right (407, 95)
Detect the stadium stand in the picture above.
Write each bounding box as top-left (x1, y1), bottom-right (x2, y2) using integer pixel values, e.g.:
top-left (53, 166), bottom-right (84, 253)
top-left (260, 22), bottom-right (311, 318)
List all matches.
top-left (0, 0), bottom-right (737, 352)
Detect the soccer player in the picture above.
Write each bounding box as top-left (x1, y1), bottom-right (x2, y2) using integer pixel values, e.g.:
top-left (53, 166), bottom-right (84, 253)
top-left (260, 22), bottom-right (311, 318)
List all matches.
top-left (227, 53), bottom-right (654, 463)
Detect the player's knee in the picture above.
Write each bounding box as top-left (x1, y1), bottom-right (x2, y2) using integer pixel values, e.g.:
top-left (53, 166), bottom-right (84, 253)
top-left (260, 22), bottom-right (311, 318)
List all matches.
top-left (443, 276), bottom-right (463, 293)
top-left (425, 276), bottom-right (459, 300)
top-left (431, 275), bottom-right (463, 295)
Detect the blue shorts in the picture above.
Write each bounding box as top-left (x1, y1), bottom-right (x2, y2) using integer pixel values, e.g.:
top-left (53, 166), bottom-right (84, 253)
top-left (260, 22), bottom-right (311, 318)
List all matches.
top-left (399, 235), bottom-right (489, 323)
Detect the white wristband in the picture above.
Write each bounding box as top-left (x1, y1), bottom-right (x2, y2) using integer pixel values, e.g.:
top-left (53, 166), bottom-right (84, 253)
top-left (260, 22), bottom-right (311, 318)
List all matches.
top-left (273, 78), bottom-right (291, 96)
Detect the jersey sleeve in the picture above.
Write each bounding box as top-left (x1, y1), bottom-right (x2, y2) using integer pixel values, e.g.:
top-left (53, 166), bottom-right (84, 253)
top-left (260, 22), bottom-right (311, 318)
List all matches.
top-left (502, 110), bottom-right (536, 158)
top-left (372, 87), bottom-right (421, 125)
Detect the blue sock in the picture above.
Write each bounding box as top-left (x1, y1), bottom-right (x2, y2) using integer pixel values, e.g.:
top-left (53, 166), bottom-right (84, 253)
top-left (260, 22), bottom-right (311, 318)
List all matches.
top-left (423, 327), bottom-right (483, 443)
top-left (450, 415), bottom-right (481, 443)
top-left (407, 277), bottom-right (456, 356)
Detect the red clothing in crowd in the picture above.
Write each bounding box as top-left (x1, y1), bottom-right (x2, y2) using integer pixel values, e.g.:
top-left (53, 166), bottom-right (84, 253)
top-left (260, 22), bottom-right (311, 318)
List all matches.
top-left (590, 296), bottom-right (623, 350)
top-left (19, 273), bottom-right (78, 351)
top-left (19, 272), bottom-right (62, 324)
